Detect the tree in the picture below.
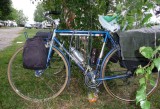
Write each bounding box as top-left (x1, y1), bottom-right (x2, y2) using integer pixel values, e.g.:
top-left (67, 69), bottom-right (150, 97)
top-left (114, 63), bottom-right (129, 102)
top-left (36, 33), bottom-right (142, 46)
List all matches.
top-left (0, 0), bottom-right (12, 20)
top-left (16, 10), bottom-right (28, 25)
top-left (34, 2), bottom-right (45, 22)
top-left (31, 0), bottom-right (160, 30)
top-left (7, 7), bottom-right (19, 20)
top-left (0, 0), bottom-right (28, 25)
top-left (115, 0), bottom-right (160, 29)
top-left (41, 0), bottom-right (110, 30)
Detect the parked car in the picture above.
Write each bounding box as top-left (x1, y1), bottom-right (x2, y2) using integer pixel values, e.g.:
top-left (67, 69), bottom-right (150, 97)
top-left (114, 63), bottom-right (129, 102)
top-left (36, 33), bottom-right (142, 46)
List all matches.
top-left (24, 23), bottom-right (32, 29)
top-left (11, 21), bottom-right (17, 27)
top-left (35, 22), bottom-right (42, 29)
top-left (0, 22), bottom-right (4, 27)
top-left (0, 20), bottom-right (4, 27)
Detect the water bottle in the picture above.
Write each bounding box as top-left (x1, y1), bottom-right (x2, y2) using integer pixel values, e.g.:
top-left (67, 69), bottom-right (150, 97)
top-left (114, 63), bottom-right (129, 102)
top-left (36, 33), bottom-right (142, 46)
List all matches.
top-left (70, 47), bottom-right (85, 64)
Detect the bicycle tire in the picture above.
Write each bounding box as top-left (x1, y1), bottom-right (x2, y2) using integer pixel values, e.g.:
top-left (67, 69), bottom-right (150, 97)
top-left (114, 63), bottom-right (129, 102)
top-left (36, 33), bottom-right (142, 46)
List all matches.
top-left (8, 46), bottom-right (69, 102)
top-left (102, 48), bottom-right (160, 102)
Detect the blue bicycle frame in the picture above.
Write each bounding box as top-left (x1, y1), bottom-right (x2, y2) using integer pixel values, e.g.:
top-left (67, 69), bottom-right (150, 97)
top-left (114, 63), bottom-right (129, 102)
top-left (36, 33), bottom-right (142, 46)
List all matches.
top-left (45, 28), bottom-right (130, 84)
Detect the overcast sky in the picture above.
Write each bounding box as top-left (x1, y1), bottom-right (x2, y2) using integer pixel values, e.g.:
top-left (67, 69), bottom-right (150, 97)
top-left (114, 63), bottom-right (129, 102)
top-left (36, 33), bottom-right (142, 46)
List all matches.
top-left (11, 0), bottom-right (40, 23)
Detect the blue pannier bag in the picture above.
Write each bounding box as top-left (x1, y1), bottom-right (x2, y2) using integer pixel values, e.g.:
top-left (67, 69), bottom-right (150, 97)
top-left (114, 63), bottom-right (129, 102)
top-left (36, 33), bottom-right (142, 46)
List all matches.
top-left (23, 36), bottom-right (47, 70)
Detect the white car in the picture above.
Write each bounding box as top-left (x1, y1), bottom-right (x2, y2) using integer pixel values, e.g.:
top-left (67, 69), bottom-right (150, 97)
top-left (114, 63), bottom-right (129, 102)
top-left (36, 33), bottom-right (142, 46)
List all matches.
top-left (12, 22), bottom-right (17, 27)
top-left (0, 22), bottom-right (4, 27)
top-left (24, 23), bottom-right (32, 29)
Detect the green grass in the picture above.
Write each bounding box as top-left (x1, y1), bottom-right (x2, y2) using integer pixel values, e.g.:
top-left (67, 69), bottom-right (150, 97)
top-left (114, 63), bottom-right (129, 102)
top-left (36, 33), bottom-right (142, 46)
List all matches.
top-left (0, 28), bottom-right (160, 109)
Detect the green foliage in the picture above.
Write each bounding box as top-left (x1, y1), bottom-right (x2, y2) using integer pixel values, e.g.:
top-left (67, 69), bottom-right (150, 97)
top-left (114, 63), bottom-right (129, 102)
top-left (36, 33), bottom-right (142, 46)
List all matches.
top-left (136, 46), bottom-right (160, 109)
top-left (16, 10), bottom-right (28, 25)
top-left (115, 0), bottom-right (160, 29)
top-left (154, 58), bottom-right (160, 71)
top-left (0, 0), bottom-right (28, 26)
top-left (140, 100), bottom-right (151, 109)
top-left (139, 46), bottom-right (153, 59)
top-left (0, 0), bottom-right (12, 20)
top-left (31, 0), bottom-right (160, 30)
top-left (42, 0), bottom-right (109, 30)
top-left (142, 13), bottom-right (152, 25)
top-left (34, 2), bottom-right (45, 22)
top-left (8, 7), bottom-right (19, 20)
top-left (0, 0), bottom-right (27, 25)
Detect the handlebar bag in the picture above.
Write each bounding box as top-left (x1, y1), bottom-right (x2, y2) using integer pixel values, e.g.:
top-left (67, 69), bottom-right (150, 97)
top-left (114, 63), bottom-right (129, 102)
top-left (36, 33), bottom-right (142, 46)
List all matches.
top-left (23, 36), bottom-right (47, 70)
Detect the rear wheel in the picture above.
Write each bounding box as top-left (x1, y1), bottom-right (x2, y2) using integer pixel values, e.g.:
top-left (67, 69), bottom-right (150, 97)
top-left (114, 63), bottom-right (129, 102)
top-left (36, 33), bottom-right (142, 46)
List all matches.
top-left (102, 48), bottom-right (159, 102)
top-left (8, 47), bottom-right (69, 102)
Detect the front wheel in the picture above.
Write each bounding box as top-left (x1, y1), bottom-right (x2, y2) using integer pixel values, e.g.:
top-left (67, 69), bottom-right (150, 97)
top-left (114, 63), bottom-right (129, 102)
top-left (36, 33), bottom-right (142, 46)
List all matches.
top-left (102, 48), bottom-right (159, 102)
top-left (8, 47), bottom-right (69, 102)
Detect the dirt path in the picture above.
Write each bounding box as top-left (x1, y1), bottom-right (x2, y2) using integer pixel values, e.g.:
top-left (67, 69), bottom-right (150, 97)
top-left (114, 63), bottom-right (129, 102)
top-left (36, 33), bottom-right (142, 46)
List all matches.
top-left (0, 27), bottom-right (24, 51)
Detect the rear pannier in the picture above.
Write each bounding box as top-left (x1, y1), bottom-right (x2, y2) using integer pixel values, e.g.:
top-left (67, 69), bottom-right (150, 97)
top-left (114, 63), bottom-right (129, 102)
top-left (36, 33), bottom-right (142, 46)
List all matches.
top-left (118, 26), bottom-right (160, 61)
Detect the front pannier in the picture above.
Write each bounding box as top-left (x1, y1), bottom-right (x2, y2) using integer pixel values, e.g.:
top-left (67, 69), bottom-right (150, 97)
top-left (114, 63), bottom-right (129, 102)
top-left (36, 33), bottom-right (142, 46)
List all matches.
top-left (23, 36), bottom-right (47, 70)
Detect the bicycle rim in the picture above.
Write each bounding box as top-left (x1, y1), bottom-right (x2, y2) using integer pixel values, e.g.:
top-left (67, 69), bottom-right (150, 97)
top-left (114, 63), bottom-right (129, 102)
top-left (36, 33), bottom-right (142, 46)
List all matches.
top-left (8, 47), bottom-right (69, 102)
top-left (102, 48), bottom-right (160, 102)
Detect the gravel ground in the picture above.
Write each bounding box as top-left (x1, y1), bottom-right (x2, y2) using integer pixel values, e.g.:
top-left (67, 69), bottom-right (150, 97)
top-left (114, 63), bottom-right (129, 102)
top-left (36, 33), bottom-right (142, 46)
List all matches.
top-left (0, 27), bottom-right (24, 51)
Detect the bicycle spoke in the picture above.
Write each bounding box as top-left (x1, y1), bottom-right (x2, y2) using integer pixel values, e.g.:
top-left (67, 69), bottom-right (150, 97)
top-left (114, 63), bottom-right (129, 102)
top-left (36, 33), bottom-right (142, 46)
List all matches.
top-left (102, 48), bottom-right (159, 102)
top-left (8, 47), bottom-right (69, 102)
